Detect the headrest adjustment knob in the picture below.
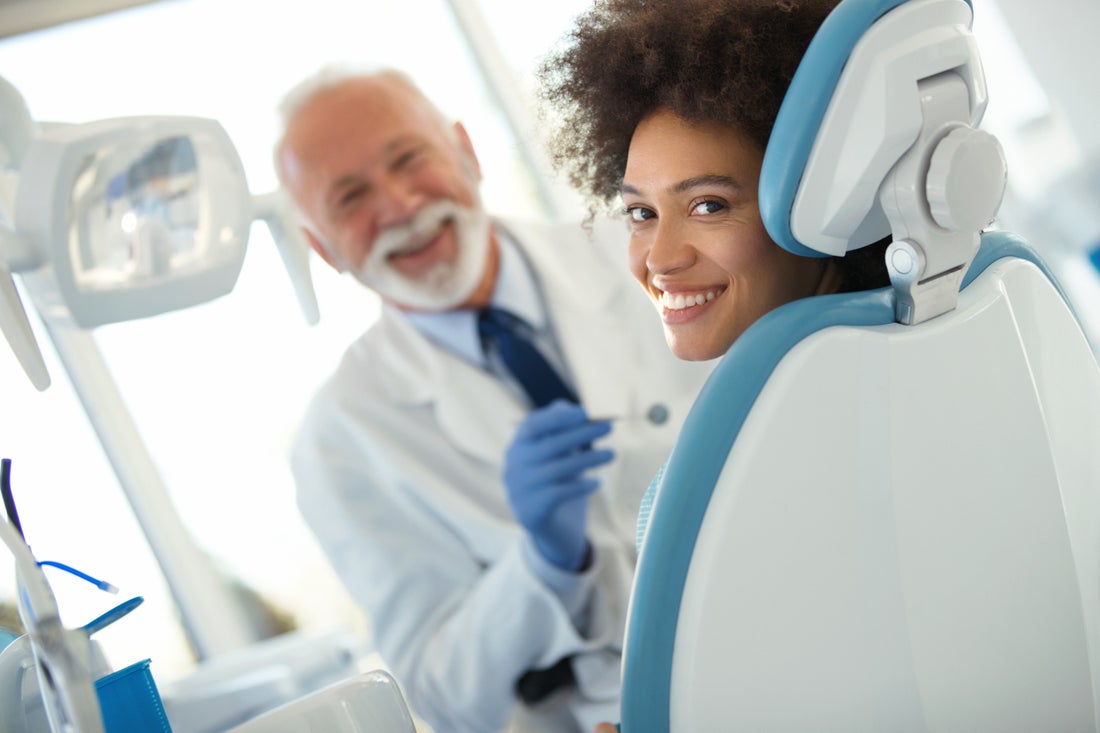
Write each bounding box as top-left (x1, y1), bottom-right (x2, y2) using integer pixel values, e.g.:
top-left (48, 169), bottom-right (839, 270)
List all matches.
top-left (926, 126), bottom-right (1007, 231)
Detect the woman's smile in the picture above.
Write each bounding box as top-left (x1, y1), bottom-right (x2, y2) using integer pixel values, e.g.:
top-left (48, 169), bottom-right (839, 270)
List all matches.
top-left (657, 286), bottom-right (727, 324)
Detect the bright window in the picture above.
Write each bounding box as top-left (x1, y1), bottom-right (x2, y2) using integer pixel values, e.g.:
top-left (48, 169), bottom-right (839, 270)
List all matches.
top-left (0, 0), bottom-right (591, 683)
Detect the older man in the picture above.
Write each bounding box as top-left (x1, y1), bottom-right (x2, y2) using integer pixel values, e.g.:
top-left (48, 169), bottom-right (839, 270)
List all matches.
top-left (275, 67), bottom-right (713, 733)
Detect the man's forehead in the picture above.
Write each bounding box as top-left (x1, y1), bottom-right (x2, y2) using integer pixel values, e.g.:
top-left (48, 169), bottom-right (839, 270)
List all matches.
top-left (288, 89), bottom-right (432, 163)
top-left (280, 76), bottom-right (460, 196)
top-left (333, 75), bottom-right (442, 125)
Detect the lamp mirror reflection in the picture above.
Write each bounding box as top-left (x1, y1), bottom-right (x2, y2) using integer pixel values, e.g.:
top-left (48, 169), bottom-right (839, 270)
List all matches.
top-left (83, 135), bottom-right (203, 290)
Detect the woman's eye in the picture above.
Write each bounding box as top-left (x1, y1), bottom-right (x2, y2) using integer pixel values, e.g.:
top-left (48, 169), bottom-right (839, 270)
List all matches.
top-left (624, 205), bottom-right (655, 223)
top-left (690, 199), bottom-right (726, 216)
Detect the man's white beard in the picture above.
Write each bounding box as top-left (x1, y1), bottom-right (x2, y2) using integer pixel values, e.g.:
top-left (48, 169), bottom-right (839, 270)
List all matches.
top-left (353, 199), bottom-right (491, 311)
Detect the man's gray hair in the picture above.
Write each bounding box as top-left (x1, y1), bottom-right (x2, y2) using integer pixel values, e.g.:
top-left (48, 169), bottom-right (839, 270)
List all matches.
top-left (272, 65), bottom-right (452, 186)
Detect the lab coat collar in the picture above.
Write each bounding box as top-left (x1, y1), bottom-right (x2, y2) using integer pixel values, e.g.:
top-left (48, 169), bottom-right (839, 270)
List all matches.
top-left (491, 227), bottom-right (546, 330)
top-left (496, 218), bottom-right (633, 419)
top-left (495, 219), bottom-right (621, 314)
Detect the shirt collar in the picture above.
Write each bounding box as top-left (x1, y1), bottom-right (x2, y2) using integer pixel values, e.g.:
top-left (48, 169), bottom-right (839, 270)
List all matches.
top-left (403, 226), bottom-right (544, 366)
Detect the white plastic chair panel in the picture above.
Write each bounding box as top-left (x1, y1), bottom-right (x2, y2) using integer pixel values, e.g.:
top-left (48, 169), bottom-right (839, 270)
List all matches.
top-left (671, 257), bottom-right (1100, 731)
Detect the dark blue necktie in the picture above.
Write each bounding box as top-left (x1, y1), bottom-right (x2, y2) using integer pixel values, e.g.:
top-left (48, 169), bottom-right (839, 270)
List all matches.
top-left (477, 307), bottom-right (577, 408)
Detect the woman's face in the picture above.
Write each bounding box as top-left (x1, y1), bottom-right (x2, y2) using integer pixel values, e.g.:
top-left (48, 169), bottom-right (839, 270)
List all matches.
top-left (621, 109), bottom-right (828, 361)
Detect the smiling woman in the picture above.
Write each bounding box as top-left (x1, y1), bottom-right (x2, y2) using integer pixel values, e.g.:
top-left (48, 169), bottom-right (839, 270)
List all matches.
top-left (539, 0), bottom-right (890, 363)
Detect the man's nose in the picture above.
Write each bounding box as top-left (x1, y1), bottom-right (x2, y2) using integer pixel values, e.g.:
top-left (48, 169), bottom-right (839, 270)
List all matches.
top-left (372, 175), bottom-right (425, 229)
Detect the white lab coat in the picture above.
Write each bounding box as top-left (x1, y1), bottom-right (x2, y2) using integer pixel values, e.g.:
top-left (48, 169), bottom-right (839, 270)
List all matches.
top-left (291, 217), bottom-right (714, 733)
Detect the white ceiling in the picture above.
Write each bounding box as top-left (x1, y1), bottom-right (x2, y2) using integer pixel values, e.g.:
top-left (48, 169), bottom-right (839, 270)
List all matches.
top-left (0, 0), bottom-right (161, 38)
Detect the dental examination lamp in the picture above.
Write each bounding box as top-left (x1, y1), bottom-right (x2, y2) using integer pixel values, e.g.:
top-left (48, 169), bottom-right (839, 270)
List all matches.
top-left (0, 72), bottom-right (319, 665)
top-left (0, 73), bottom-right (318, 392)
top-left (0, 74), bottom-right (414, 733)
top-left (621, 0), bottom-right (1100, 730)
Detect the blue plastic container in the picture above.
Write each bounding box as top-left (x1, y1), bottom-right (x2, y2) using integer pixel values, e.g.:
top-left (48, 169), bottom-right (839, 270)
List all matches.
top-left (95, 659), bottom-right (172, 732)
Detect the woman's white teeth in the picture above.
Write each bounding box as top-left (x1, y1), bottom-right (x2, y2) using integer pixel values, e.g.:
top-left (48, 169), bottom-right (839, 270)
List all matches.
top-left (662, 290), bottom-right (717, 311)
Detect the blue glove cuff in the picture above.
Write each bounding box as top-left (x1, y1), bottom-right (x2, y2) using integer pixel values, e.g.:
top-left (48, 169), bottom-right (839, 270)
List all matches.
top-left (534, 535), bottom-right (590, 573)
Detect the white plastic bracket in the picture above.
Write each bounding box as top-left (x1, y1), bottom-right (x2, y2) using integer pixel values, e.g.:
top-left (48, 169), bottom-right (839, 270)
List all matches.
top-left (881, 72), bottom-right (1006, 325)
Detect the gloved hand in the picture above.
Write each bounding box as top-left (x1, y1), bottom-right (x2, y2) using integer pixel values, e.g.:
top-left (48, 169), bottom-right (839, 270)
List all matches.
top-left (504, 399), bottom-right (615, 572)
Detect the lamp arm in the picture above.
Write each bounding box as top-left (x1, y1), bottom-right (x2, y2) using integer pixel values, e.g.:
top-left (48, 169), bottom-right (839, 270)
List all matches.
top-left (252, 189), bottom-right (320, 325)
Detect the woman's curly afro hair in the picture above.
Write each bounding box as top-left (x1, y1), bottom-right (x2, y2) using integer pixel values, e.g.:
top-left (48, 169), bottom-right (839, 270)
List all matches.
top-left (538, 0), bottom-right (839, 212)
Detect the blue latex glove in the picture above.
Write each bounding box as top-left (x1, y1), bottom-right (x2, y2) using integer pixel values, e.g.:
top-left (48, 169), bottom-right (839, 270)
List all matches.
top-left (504, 399), bottom-right (615, 572)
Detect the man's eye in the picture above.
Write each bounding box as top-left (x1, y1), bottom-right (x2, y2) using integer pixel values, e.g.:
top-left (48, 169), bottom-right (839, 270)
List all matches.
top-left (394, 146), bottom-right (425, 169)
top-left (624, 206), bottom-right (655, 223)
top-left (691, 200), bottom-right (726, 216)
top-left (338, 187), bottom-right (365, 208)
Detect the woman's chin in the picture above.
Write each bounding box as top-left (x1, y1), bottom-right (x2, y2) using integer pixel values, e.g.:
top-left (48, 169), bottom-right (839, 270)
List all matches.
top-left (666, 332), bottom-right (728, 362)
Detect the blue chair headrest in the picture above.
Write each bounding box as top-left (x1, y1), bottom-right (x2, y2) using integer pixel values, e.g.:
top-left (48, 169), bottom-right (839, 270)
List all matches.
top-left (759, 0), bottom-right (977, 258)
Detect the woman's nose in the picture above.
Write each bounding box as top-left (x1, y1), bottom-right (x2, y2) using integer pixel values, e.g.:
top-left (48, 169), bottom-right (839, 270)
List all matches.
top-left (646, 219), bottom-right (695, 275)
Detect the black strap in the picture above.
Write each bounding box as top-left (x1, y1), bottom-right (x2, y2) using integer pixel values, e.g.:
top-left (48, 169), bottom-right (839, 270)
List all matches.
top-left (516, 655), bottom-right (576, 704)
top-left (1, 458), bottom-right (24, 539)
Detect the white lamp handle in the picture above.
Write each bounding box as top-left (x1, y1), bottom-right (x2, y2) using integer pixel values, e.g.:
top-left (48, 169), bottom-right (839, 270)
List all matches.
top-left (0, 260), bottom-right (48, 390)
top-left (252, 190), bottom-right (320, 326)
top-left (0, 74), bottom-right (49, 391)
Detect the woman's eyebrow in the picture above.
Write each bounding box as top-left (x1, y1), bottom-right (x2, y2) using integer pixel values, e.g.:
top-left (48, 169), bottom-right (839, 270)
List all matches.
top-left (620, 174), bottom-right (744, 198)
top-left (672, 174), bottom-right (742, 194)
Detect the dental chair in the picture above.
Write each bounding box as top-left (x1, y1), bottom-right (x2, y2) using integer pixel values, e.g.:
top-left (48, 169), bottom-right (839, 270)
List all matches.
top-left (620, 0), bottom-right (1100, 731)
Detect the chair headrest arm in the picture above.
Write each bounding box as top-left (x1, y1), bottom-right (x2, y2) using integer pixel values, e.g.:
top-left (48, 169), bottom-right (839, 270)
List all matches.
top-left (883, 72), bottom-right (1006, 324)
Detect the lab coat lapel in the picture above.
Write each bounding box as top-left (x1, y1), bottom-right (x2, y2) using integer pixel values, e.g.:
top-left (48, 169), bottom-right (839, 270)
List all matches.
top-left (433, 352), bottom-right (525, 465)
top-left (375, 305), bottom-right (521, 465)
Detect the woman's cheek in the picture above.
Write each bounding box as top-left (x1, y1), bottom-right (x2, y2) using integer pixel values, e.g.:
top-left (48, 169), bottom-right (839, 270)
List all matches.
top-left (627, 236), bottom-right (652, 293)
